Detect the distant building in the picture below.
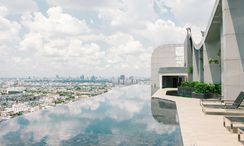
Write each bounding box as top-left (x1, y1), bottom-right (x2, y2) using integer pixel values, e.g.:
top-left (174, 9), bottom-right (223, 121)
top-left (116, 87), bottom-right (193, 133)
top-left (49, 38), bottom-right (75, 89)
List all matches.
top-left (90, 75), bottom-right (96, 82)
top-left (80, 75), bottom-right (85, 80)
top-left (118, 75), bottom-right (125, 84)
top-left (129, 76), bottom-right (134, 84)
top-left (6, 87), bottom-right (26, 94)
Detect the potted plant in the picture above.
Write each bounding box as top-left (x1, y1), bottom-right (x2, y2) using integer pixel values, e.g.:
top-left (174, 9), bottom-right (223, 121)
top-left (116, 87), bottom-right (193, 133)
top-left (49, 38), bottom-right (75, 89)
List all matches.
top-left (208, 48), bottom-right (221, 65)
top-left (178, 81), bottom-right (196, 97)
top-left (208, 58), bottom-right (219, 64)
top-left (178, 81), bottom-right (221, 99)
top-left (188, 66), bottom-right (193, 74)
top-left (212, 83), bottom-right (221, 98)
top-left (192, 82), bottom-right (211, 99)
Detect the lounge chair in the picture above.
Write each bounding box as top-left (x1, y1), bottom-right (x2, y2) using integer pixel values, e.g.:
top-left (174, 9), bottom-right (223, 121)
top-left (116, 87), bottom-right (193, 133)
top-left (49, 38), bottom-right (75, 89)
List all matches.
top-left (238, 127), bottom-right (244, 141)
top-left (223, 116), bottom-right (244, 141)
top-left (202, 92), bottom-right (244, 115)
top-left (202, 108), bottom-right (244, 115)
top-left (202, 92), bottom-right (244, 109)
top-left (201, 92), bottom-right (244, 106)
top-left (223, 116), bottom-right (244, 133)
top-left (200, 97), bottom-right (234, 106)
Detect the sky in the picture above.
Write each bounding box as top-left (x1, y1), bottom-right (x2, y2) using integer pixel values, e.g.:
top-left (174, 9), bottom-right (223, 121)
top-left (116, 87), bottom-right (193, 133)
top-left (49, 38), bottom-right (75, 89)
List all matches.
top-left (0, 0), bottom-right (215, 78)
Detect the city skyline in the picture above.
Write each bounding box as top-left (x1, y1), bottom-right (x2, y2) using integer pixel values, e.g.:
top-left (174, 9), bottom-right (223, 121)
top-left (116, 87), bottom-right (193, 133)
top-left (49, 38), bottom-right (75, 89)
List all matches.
top-left (0, 0), bottom-right (215, 77)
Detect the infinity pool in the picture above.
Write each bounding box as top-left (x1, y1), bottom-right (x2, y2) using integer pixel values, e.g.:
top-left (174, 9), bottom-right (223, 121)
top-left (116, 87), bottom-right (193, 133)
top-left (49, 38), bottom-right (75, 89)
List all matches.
top-left (0, 85), bottom-right (183, 146)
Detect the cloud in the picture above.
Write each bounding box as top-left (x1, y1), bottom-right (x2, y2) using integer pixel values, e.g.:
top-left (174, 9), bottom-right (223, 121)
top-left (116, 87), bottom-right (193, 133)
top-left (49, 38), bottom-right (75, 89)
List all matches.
top-left (0, 0), bottom-right (38, 14)
top-left (19, 33), bottom-right (43, 51)
top-left (46, 0), bottom-right (122, 10)
top-left (0, 6), bottom-right (21, 54)
top-left (18, 7), bottom-right (106, 74)
top-left (139, 19), bottom-right (186, 45)
top-left (0, 5), bottom-right (8, 16)
top-left (104, 32), bottom-right (151, 75)
top-left (153, 0), bottom-right (215, 26)
top-left (21, 7), bottom-right (90, 36)
top-left (12, 57), bottom-right (31, 64)
top-left (0, 0), bottom-right (215, 77)
top-left (97, 0), bottom-right (158, 32)
top-left (41, 39), bottom-right (105, 65)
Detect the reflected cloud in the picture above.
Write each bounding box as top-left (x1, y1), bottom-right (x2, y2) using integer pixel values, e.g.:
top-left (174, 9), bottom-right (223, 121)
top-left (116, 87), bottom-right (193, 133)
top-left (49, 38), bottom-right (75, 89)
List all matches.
top-left (0, 85), bottom-right (182, 146)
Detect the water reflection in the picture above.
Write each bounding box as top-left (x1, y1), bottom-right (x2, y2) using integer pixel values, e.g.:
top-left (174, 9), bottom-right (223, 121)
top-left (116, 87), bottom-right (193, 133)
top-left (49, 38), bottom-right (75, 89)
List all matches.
top-left (151, 97), bottom-right (179, 125)
top-left (0, 85), bottom-right (182, 146)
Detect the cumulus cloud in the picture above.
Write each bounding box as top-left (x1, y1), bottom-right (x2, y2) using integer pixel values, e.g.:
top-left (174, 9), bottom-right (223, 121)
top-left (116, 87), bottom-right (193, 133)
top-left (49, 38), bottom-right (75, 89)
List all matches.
top-left (97, 0), bottom-right (158, 33)
top-left (0, 5), bottom-right (8, 16)
top-left (21, 7), bottom-right (90, 36)
top-left (19, 33), bottom-right (43, 51)
top-left (17, 6), bottom-right (106, 76)
top-left (140, 19), bottom-right (186, 45)
top-left (0, 6), bottom-right (21, 54)
top-left (0, 0), bottom-right (215, 77)
top-left (0, 0), bottom-right (38, 14)
top-left (105, 32), bottom-right (151, 75)
top-left (153, 0), bottom-right (215, 26)
top-left (46, 0), bottom-right (122, 10)
top-left (41, 39), bottom-right (105, 65)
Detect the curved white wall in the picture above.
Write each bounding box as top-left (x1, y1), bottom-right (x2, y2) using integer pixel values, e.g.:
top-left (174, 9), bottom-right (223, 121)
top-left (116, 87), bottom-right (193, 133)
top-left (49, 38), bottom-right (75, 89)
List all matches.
top-left (151, 44), bottom-right (184, 95)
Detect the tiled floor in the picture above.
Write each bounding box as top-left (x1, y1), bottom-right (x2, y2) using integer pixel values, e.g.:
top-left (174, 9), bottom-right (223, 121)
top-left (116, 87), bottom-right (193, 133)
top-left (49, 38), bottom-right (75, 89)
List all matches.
top-left (152, 88), bottom-right (243, 146)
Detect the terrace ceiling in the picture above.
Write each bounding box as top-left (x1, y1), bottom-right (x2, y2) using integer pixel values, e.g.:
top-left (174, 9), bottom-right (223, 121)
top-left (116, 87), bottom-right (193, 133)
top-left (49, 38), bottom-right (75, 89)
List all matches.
top-left (190, 0), bottom-right (222, 49)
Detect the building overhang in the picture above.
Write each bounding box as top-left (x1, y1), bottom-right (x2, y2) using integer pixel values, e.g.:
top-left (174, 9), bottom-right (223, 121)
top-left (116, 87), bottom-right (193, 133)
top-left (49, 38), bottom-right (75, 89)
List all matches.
top-left (205, 0), bottom-right (222, 42)
top-left (188, 0), bottom-right (222, 49)
top-left (158, 67), bottom-right (187, 75)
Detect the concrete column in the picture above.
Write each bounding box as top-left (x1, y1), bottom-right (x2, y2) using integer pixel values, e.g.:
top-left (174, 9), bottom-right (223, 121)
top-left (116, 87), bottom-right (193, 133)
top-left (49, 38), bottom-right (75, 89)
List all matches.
top-left (204, 42), bottom-right (221, 84)
top-left (192, 48), bottom-right (199, 81)
top-left (184, 29), bottom-right (193, 81)
top-left (222, 0), bottom-right (244, 99)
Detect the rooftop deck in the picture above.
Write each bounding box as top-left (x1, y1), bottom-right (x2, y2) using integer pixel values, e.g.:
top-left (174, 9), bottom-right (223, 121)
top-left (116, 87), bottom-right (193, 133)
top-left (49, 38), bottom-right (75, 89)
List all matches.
top-left (152, 88), bottom-right (243, 146)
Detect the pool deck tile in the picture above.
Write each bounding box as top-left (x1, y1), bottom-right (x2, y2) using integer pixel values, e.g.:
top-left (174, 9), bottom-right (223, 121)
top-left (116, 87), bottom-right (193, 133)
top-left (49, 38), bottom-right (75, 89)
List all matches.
top-left (152, 88), bottom-right (243, 146)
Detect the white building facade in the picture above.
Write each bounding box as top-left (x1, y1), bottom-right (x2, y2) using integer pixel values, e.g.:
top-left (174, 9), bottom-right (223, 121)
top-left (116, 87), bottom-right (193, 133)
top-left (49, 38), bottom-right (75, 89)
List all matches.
top-left (151, 44), bottom-right (187, 95)
top-left (151, 0), bottom-right (244, 99)
top-left (185, 0), bottom-right (244, 99)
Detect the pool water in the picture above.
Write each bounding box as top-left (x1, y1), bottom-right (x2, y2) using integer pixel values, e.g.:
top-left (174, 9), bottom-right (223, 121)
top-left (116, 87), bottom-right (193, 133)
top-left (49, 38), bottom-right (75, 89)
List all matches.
top-left (0, 85), bottom-right (183, 146)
